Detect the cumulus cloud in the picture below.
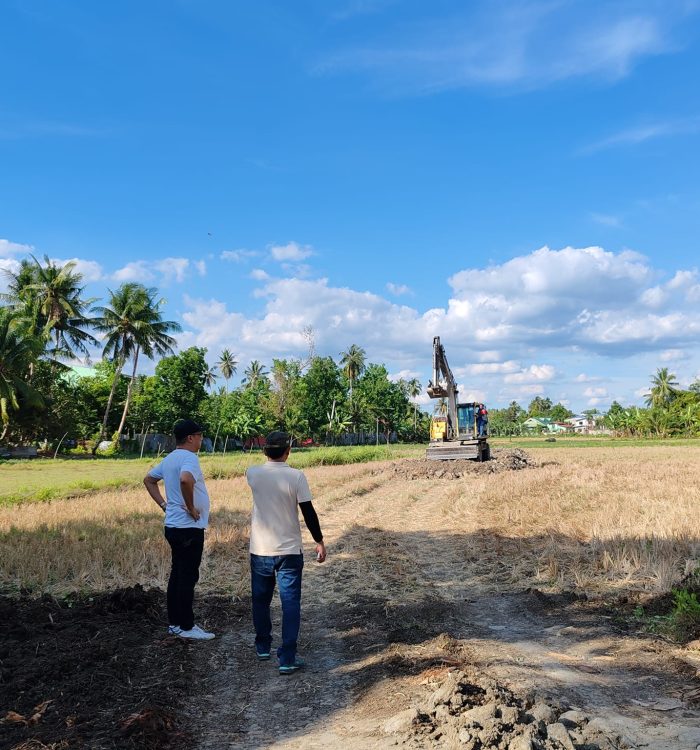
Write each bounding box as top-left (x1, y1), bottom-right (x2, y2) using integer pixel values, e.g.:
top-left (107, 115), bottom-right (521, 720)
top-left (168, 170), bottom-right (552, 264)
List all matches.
top-left (177, 244), bottom-right (700, 410)
top-left (112, 257), bottom-right (198, 285)
top-left (504, 364), bottom-right (556, 384)
top-left (269, 242), bottom-right (313, 262)
top-left (62, 258), bottom-right (104, 282)
top-left (0, 239), bottom-right (33, 258)
top-left (386, 282), bottom-right (412, 296)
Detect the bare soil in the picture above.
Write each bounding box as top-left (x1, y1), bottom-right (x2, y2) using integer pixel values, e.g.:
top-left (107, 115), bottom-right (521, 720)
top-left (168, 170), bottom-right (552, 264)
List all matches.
top-left (2, 452), bottom-right (699, 750)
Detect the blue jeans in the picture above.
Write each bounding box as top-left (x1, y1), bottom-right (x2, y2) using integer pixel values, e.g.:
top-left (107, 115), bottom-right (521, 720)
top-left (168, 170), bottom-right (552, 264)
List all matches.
top-left (250, 553), bottom-right (303, 666)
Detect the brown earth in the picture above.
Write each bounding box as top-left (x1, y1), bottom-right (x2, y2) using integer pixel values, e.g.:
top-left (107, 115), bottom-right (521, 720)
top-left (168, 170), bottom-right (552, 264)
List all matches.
top-left (2, 451), bottom-right (700, 750)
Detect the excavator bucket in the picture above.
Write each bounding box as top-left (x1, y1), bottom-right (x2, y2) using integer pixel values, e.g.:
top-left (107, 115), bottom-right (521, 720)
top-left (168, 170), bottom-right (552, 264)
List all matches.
top-left (426, 439), bottom-right (489, 462)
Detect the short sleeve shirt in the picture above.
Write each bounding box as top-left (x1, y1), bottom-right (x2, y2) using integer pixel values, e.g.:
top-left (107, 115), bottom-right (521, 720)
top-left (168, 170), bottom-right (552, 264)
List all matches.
top-left (149, 449), bottom-right (210, 529)
top-left (246, 462), bottom-right (312, 555)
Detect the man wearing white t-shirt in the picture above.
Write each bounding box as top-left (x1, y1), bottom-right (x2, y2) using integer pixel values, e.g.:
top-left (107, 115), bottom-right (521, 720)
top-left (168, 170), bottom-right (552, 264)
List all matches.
top-left (143, 419), bottom-right (214, 641)
top-left (246, 431), bottom-right (326, 674)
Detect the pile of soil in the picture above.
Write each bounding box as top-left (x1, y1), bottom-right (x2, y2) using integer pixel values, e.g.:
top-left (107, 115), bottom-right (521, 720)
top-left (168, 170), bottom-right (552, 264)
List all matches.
top-left (383, 668), bottom-right (630, 749)
top-left (0, 586), bottom-right (201, 750)
top-left (385, 449), bottom-right (539, 480)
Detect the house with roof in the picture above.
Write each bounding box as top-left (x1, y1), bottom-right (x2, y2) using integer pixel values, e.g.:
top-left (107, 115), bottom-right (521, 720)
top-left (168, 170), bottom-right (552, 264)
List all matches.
top-left (522, 417), bottom-right (571, 434)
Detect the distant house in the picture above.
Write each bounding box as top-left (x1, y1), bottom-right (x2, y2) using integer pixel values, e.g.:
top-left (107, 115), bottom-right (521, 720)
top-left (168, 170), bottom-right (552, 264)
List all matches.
top-left (522, 417), bottom-right (553, 432)
top-left (570, 416), bottom-right (592, 433)
top-left (522, 417), bottom-right (571, 434)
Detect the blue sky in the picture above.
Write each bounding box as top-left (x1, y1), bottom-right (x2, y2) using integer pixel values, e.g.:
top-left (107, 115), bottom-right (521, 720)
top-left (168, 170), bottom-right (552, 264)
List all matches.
top-left (2, 0), bottom-right (700, 412)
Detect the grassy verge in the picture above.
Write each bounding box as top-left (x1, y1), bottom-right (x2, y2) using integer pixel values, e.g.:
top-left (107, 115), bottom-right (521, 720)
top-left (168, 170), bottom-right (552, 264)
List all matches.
top-left (0, 444), bottom-right (423, 506)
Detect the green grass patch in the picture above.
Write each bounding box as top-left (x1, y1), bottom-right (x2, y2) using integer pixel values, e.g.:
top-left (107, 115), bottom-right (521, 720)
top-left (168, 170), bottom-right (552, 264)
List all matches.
top-left (0, 444), bottom-right (424, 506)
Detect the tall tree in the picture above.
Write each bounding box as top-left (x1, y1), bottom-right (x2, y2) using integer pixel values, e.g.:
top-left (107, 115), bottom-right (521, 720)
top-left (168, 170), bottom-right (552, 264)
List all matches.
top-left (218, 349), bottom-right (237, 391)
top-left (21, 255), bottom-right (98, 359)
top-left (114, 288), bottom-right (181, 437)
top-left (646, 367), bottom-right (679, 408)
top-left (0, 309), bottom-right (44, 440)
top-left (92, 283), bottom-right (156, 444)
top-left (203, 365), bottom-right (218, 390)
top-left (242, 360), bottom-right (268, 389)
top-left (339, 344), bottom-right (366, 399)
top-left (406, 377), bottom-right (422, 430)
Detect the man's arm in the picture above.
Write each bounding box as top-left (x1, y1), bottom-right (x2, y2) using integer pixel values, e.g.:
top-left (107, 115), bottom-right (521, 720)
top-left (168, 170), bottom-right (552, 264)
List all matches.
top-left (299, 501), bottom-right (326, 562)
top-left (143, 474), bottom-right (166, 513)
top-left (180, 471), bottom-right (201, 521)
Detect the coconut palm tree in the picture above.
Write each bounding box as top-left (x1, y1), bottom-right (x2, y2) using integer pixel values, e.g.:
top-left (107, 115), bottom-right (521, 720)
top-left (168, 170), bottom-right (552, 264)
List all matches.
top-left (218, 349), bottom-right (237, 391)
top-left (21, 255), bottom-right (97, 359)
top-left (645, 367), bottom-right (679, 408)
top-left (242, 360), bottom-right (268, 389)
top-left (406, 377), bottom-right (422, 430)
top-left (92, 283), bottom-right (158, 444)
top-left (203, 365), bottom-right (218, 390)
top-left (339, 344), bottom-right (366, 399)
top-left (0, 309), bottom-right (44, 440)
top-left (113, 288), bottom-right (181, 437)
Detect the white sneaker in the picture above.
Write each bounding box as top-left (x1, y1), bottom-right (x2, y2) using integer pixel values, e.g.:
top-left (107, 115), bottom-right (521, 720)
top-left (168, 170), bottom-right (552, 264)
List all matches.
top-left (168, 625), bottom-right (182, 635)
top-left (178, 624), bottom-right (215, 640)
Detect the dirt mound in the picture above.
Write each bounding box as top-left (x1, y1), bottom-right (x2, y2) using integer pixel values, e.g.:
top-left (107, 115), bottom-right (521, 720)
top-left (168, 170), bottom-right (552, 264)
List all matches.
top-left (385, 449), bottom-right (540, 480)
top-left (384, 668), bottom-right (630, 749)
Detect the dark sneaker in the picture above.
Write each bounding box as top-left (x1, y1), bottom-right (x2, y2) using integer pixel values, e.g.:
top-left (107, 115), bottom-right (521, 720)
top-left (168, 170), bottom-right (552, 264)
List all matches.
top-left (279, 657), bottom-right (305, 675)
top-left (256, 650), bottom-right (271, 661)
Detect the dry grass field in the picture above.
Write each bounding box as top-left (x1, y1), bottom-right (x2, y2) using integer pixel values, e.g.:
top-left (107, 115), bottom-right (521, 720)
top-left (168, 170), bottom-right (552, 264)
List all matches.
top-left (2, 445), bottom-right (697, 599)
top-left (2, 445), bottom-right (700, 750)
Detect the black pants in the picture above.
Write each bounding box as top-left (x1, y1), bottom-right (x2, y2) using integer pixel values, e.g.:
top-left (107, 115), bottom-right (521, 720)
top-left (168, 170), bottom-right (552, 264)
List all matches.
top-left (164, 527), bottom-right (204, 631)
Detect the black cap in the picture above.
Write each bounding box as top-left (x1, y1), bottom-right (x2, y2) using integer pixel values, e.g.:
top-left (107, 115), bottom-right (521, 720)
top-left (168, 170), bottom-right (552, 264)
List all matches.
top-left (173, 419), bottom-right (204, 441)
top-left (265, 431), bottom-right (290, 448)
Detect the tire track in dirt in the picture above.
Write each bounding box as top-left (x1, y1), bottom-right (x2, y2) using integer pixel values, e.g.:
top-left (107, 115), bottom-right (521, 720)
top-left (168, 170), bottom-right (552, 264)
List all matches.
top-left (191, 466), bottom-right (700, 749)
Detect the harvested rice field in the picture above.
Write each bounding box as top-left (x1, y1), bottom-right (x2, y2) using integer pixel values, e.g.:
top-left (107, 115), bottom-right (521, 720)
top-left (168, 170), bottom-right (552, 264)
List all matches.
top-left (1, 445), bottom-right (699, 749)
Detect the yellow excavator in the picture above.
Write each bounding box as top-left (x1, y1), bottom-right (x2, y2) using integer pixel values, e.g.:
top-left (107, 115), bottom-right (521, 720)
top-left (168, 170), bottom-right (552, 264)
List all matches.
top-left (426, 336), bottom-right (490, 461)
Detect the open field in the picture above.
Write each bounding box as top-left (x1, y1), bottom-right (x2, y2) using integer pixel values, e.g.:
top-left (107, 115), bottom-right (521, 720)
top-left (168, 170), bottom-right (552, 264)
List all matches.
top-left (0, 444), bottom-right (424, 506)
top-left (2, 445), bottom-right (699, 749)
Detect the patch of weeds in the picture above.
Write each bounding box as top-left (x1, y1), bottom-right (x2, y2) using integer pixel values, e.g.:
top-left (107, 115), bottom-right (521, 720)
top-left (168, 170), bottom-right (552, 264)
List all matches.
top-left (632, 568), bottom-right (700, 642)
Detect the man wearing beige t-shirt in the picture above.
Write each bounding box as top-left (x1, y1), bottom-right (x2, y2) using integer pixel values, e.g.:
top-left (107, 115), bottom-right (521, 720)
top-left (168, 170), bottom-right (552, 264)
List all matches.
top-left (246, 431), bottom-right (326, 674)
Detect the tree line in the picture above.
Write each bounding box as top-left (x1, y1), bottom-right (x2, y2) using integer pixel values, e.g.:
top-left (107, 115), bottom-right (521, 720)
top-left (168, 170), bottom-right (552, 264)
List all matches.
top-left (486, 369), bottom-right (700, 438)
top-left (0, 256), bottom-right (429, 450)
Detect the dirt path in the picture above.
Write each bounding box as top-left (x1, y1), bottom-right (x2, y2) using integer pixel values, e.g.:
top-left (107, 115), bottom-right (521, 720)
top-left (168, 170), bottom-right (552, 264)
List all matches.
top-left (189, 464), bottom-right (700, 750)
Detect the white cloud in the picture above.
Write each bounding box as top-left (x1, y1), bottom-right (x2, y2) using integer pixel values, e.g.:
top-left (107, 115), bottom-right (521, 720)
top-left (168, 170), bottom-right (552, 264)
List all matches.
top-left (250, 268), bottom-right (271, 281)
top-left (0, 239), bottom-right (33, 258)
top-left (0, 258), bottom-right (20, 293)
top-left (389, 368), bottom-right (420, 382)
top-left (269, 242), bottom-right (313, 262)
top-left (584, 386), bottom-right (608, 398)
top-left (61, 258), bottom-right (104, 282)
top-left (659, 348), bottom-right (689, 362)
top-left (456, 360), bottom-right (521, 376)
top-left (177, 244), bottom-right (700, 411)
top-left (220, 249), bottom-right (258, 263)
top-left (583, 117), bottom-right (700, 153)
top-left (112, 257), bottom-right (196, 285)
top-left (113, 261), bottom-right (155, 283)
top-left (319, 3), bottom-right (689, 94)
top-left (195, 260), bottom-right (207, 277)
top-left (386, 282), bottom-right (412, 296)
top-left (504, 364), bottom-right (556, 384)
